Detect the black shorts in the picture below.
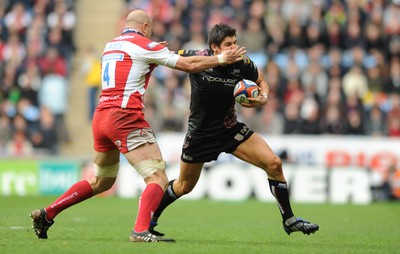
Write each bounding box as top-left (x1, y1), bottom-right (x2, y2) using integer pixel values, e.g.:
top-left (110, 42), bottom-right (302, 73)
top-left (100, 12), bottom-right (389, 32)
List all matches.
top-left (181, 123), bottom-right (254, 163)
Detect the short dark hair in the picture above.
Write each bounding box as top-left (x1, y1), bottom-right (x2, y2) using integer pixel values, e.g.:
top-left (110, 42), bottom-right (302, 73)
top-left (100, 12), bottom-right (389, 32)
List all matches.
top-left (208, 23), bottom-right (236, 49)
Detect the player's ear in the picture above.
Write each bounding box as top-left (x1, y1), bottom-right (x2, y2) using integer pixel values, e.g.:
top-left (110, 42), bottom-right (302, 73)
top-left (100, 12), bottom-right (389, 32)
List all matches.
top-left (210, 43), bottom-right (219, 53)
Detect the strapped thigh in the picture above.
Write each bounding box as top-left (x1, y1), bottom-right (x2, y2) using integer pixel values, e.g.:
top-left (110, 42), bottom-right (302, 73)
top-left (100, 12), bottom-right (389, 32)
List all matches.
top-left (133, 159), bottom-right (166, 178)
top-left (94, 162), bottom-right (119, 177)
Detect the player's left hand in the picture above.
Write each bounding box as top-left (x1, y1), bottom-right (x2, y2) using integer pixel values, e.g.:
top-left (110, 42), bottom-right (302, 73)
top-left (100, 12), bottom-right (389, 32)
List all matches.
top-left (159, 41), bottom-right (168, 46)
top-left (240, 93), bottom-right (269, 108)
top-left (222, 45), bottom-right (247, 64)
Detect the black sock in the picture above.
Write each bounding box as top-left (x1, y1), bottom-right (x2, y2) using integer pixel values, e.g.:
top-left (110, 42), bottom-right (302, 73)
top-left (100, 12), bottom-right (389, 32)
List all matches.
top-left (152, 180), bottom-right (179, 221)
top-left (268, 179), bottom-right (295, 222)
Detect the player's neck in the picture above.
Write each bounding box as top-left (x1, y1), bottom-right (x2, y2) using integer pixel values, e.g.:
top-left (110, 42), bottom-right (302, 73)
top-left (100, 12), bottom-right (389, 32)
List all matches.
top-left (122, 28), bottom-right (144, 36)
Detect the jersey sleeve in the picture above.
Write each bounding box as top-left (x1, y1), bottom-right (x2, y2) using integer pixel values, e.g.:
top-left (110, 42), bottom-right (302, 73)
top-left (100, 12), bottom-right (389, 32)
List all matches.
top-left (176, 49), bottom-right (210, 57)
top-left (142, 46), bottom-right (180, 68)
top-left (241, 55), bottom-right (259, 82)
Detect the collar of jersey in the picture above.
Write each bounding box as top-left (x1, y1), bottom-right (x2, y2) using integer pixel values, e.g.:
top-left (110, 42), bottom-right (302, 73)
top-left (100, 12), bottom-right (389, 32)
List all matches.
top-left (122, 28), bottom-right (144, 36)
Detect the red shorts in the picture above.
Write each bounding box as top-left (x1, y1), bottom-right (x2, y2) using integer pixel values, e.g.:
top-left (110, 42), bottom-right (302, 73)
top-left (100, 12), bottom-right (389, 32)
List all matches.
top-left (92, 107), bottom-right (152, 153)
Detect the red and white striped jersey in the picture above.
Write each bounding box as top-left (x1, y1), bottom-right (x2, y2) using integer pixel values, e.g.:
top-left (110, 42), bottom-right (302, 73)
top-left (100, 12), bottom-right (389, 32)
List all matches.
top-left (98, 30), bottom-right (180, 109)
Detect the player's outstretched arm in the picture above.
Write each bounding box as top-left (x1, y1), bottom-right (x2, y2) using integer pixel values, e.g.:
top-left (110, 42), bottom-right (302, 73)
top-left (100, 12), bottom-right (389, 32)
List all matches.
top-left (174, 45), bottom-right (246, 73)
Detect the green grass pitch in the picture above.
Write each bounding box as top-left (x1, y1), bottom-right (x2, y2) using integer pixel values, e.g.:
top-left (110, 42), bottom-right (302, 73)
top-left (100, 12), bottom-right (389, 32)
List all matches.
top-left (1, 196), bottom-right (399, 254)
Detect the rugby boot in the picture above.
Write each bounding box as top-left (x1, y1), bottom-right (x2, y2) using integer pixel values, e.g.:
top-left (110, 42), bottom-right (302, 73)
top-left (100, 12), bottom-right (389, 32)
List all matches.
top-left (283, 217), bottom-right (319, 235)
top-left (30, 208), bottom-right (54, 239)
top-left (149, 220), bottom-right (165, 236)
top-left (130, 230), bottom-right (175, 243)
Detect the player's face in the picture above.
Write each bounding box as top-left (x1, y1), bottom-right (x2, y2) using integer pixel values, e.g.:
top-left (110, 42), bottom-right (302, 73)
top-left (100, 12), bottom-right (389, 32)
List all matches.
top-left (215, 36), bottom-right (237, 54)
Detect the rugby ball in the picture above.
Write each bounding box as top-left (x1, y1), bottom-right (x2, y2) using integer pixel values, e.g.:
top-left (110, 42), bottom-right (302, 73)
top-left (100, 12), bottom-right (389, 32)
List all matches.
top-left (233, 79), bottom-right (259, 103)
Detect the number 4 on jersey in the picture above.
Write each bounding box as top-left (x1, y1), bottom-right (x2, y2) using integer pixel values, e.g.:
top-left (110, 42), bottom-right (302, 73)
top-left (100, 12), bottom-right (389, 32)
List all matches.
top-left (102, 62), bottom-right (116, 89)
top-left (103, 62), bottom-right (110, 86)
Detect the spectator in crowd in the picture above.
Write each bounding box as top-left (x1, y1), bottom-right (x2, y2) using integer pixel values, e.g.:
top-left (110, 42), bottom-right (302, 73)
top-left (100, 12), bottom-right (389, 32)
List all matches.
top-left (17, 63), bottom-right (41, 106)
top-left (384, 57), bottom-right (400, 94)
top-left (283, 101), bottom-right (302, 134)
top-left (46, 0), bottom-right (75, 52)
top-left (32, 106), bottom-right (59, 154)
top-left (366, 64), bottom-right (385, 94)
top-left (365, 104), bottom-right (387, 136)
top-left (365, 22), bottom-right (387, 53)
top-left (383, 0), bottom-right (400, 36)
top-left (2, 33), bottom-right (26, 64)
top-left (38, 67), bottom-right (69, 143)
top-left (300, 96), bottom-right (321, 134)
top-left (301, 60), bottom-right (329, 101)
top-left (38, 47), bottom-right (67, 77)
top-left (5, 129), bottom-right (33, 157)
top-left (0, 113), bottom-right (12, 151)
top-left (342, 65), bottom-right (368, 99)
top-left (343, 110), bottom-right (365, 135)
top-left (281, 0), bottom-right (311, 26)
top-left (285, 19), bottom-right (306, 49)
top-left (320, 87), bottom-right (346, 135)
top-left (80, 46), bottom-right (101, 121)
top-left (25, 14), bottom-right (47, 57)
top-left (324, 22), bottom-right (344, 50)
top-left (387, 94), bottom-right (400, 137)
top-left (3, 2), bottom-right (32, 40)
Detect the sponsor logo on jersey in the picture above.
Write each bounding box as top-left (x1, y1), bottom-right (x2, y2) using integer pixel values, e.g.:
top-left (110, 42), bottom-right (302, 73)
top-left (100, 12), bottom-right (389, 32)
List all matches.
top-left (99, 95), bottom-right (120, 102)
top-left (232, 69), bottom-right (240, 75)
top-left (147, 42), bottom-right (159, 49)
top-left (201, 76), bottom-right (237, 85)
top-left (114, 35), bottom-right (135, 40)
top-left (195, 49), bottom-right (209, 56)
top-left (182, 153), bottom-right (193, 161)
top-left (105, 41), bottom-right (124, 51)
top-left (234, 133), bottom-right (244, 141)
top-left (102, 53), bottom-right (124, 61)
top-left (239, 125), bottom-right (250, 135)
top-left (243, 55), bottom-right (251, 64)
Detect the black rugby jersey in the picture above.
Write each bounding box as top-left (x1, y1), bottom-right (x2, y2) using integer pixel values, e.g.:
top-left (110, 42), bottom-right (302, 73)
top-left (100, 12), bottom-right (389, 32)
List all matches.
top-left (177, 49), bottom-right (259, 137)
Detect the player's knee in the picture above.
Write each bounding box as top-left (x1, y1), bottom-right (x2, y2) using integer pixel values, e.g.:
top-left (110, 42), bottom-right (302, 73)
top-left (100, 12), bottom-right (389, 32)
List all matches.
top-left (175, 181), bottom-right (195, 196)
top-left (150, 170), bottom-right (169, 189)
top-left (265, 155), bottom-right (283, 177)
top-left (89, 175), bottom-right (117, 195)
top-left (96, 179), bottom-right (115, 193)
top-left (181, 183), bottom-right (195, 195)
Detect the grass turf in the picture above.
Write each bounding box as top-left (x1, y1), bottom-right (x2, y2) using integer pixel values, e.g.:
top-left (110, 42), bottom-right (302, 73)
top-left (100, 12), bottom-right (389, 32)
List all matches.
top-left (0, 196), bottom-right (399, 254)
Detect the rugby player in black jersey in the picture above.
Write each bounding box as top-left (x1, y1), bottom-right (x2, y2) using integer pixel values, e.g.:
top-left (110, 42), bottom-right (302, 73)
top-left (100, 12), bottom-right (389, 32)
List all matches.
top-left (149, 23), bottom-right (319, 238)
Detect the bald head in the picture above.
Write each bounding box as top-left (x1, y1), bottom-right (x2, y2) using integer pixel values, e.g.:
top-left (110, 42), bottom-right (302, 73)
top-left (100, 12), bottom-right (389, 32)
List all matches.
top-left (124, 10), bottom-right (153, 38)
top-left (125, 10), bottom-right (152, 30)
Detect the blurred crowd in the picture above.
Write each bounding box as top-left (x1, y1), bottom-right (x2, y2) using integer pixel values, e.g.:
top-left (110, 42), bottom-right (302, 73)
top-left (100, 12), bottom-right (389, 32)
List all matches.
top-left (0, 0), bottom-right (76, 156)
top-left (124, 0), bottom-right (400, 138)
top-left (1, 0), bottom-right (400, 157)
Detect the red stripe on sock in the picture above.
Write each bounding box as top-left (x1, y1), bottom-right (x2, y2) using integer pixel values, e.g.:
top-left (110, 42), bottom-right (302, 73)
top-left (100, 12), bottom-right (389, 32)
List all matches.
top-left (134, 183), bottom-right (164, 232)
top-left (45, 180), bottom-right (94, 220)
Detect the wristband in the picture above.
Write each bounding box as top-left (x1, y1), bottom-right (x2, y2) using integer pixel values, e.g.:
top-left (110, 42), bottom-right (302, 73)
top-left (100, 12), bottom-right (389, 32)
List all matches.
top-left (217, 54), bottom-right (225, 64)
